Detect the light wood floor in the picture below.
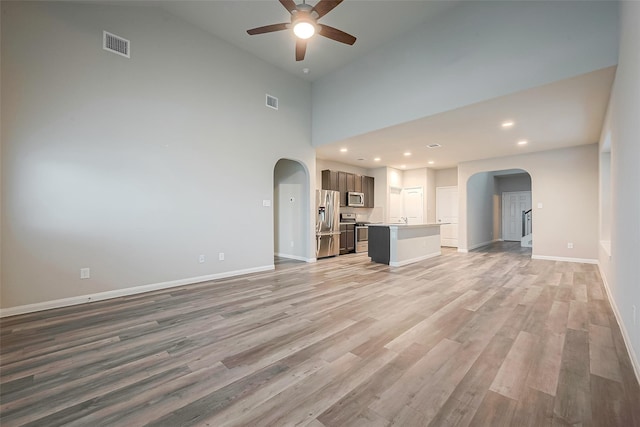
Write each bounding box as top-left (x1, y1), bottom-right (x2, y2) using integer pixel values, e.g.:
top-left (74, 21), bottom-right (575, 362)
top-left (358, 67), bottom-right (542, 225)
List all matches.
top-left (1, 242), bottom-right (639, 426)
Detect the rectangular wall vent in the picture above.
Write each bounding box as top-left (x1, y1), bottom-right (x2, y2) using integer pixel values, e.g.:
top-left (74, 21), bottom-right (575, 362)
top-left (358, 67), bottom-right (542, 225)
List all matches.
top-left (103, 31), bottom-right (130, 58)
top-left (266, 94), bottom-right (279, 110)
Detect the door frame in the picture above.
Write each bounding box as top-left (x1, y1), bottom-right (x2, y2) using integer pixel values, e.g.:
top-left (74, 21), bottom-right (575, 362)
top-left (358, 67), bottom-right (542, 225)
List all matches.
top-left (501, 190), bottom-right (532, 241)
top-left (436, 186), bottom-right (459, 247)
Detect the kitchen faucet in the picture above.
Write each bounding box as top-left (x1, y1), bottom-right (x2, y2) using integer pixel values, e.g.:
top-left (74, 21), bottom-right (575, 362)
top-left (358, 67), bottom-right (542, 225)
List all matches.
top-left (400, 216), bottom-right (408, 224)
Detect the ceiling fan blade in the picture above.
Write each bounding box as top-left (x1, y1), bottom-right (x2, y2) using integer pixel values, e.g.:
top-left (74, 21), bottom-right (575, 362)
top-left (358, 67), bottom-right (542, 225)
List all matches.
top-left (279, 0), bottom-right (298, 13)
top-left (296, 39), bottom-right (307, 61)
top-left (247, 23), bottom-right (289, 35)
top-left (318, 24), bottom-right (356, 45)
top-left (312, 0), bottom-right (343, 18)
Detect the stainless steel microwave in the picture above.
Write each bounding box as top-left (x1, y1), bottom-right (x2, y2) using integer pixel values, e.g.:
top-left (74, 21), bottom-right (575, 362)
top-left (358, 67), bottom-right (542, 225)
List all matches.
top-left (347, 192), bottom-right (365, 207)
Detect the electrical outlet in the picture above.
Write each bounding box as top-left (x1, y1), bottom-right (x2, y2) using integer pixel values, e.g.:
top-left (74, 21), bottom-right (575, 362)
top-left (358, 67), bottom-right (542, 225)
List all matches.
top-left (567, 243), bottom-right (574, 249)
top-left (219, 252), bottom-right (225, 261)
top-left (199, 254), bottom-right (205, 263)
top-left (80, 268), bottom-right (90, 279)
top-left (290, 241), bottom-right (294, 247)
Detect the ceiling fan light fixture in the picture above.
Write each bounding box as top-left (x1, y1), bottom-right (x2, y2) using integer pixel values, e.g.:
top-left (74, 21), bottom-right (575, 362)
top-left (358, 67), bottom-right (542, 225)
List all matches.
top-left (293, 21), bottom-right (316, 39)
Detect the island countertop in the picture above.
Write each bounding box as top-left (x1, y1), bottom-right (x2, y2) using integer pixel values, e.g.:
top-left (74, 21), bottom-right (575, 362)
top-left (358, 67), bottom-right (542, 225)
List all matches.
top-left (368, 223), bottom-right (442, 267)
top-left (368, 223), bottom-right (442, 228)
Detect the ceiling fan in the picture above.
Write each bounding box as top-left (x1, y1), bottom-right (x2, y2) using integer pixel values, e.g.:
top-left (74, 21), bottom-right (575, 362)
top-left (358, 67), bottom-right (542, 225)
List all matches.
top-left (246, 0), bottom-right (356, 61)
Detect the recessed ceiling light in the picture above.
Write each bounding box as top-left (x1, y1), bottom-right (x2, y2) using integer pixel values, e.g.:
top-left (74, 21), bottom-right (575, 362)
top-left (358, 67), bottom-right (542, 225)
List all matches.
top-left (404, 152), bottom-right (412, 156)
top-left (374, 157), bottom-right (381, 162)
top-left (428, 161), bottom-right (435, 165)
top-left (340, 148), bottom-right (347, 152)
top-left (426, 144), bottom-right (441, 148)
top-left (502, 121), bottom-right (515, 128)
top-left (518, 140), bottom-right (528, 145)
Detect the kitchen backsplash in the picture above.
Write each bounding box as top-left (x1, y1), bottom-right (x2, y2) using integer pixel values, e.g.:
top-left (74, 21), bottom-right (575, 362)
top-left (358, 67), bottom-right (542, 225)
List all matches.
top-left (340, 206), bottom-right (384, 223)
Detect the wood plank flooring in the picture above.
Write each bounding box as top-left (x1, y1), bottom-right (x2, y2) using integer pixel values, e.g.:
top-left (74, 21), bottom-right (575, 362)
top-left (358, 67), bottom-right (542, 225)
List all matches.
top-left (1, 242), bottom-right (639, 426)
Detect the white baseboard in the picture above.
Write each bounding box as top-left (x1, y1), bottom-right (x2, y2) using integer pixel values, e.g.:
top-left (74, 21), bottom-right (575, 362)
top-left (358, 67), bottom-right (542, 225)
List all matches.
top-left (598, 263), bottom-right (640, 386)
top-left (274, 253), bottom-right (315, 263)
top-left (531, 255), bottom-right (598, 264)
top-left (0, 265), bottom-right (275, 318)
top-left (390, 251), bottom-right (441, 267)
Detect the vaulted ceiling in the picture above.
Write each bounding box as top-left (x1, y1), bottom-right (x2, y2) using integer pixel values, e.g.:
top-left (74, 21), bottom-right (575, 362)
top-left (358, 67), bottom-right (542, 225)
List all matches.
top-left (146, 0), bottom-right (615, 170)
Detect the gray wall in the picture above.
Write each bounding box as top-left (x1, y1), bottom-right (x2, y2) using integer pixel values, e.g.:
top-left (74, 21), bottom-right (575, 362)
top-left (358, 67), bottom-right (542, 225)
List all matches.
top-left (459, 145), bottom-right (599, 261)
top-left (274, 159), bottom-right (309, 260)
top-left (598, 1), bottom-right (640, 377)
top-left (435, 168), bottom-right (458, 188)
top-left (312, 1), bottom-right (618, 147)
top-left (496, 174), bottom-right (532, 194)
top-left (466, 172), bottom-right (496, 249)
top-left (1, 2), bottom-right (315, 309)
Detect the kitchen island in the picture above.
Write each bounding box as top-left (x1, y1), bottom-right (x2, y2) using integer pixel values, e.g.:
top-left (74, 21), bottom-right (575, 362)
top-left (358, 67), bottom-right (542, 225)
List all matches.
top-left (368, 224), bottom-right (441, 267)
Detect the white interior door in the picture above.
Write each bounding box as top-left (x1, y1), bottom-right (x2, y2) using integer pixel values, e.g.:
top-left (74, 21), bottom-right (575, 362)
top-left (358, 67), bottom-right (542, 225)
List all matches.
top-left (389, 187), bottom-right (403, 223)
top-left (436, 186), bottom-right (458, 247)
top-left (502, 191), bottom-right (532, 241)
top-left (403, 187), bottom-right (423, 225)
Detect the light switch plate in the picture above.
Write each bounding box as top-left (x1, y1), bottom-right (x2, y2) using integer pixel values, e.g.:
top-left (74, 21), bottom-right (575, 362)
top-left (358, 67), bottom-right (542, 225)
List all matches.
top-left (263, 200), bottom-right (271, 207)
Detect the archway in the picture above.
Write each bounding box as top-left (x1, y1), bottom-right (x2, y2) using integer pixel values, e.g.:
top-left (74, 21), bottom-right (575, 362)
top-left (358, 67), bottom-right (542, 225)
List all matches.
top-left (466, 168), bottom-right (533, 253)
top-left (273, 159), bottom-right (310, 264)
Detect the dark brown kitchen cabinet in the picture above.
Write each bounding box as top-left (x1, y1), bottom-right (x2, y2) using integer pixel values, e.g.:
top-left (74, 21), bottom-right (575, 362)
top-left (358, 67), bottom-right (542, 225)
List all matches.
top-left (321, 170), bottom-right (338, 191)
top-left (337, 172), bottom-right (347, 206)
top-left (364, 175), bottom-right (375, 208)
top-left (322, 169), bottom-right (374, 209)
top-left (346, 173), bottom-right (355, 193)
top-left (340, 224), bottom-right (355, 254)
top-left (354, 175), bottom-right (362, 193)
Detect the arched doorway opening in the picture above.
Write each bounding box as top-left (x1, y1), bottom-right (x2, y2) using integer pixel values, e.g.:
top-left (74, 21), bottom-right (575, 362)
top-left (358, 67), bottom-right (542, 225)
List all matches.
top-left (466, 168), bottom-right (533, 254)
top-left (273, 159), bottom-right (310, 265)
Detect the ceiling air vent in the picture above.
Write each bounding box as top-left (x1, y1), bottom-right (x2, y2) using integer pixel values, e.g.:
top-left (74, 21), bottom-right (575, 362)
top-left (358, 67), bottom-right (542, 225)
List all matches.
top-left (103, 31), bottom-right (130, 58)
top-left (426, 143), bottom-right (442, 148)
top-left (266, 94), bottom-right (279, 110)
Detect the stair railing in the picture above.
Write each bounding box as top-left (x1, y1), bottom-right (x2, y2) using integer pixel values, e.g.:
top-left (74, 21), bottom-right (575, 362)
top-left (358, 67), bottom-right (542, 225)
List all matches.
top-left (522, 209), bottom-right (532, 237)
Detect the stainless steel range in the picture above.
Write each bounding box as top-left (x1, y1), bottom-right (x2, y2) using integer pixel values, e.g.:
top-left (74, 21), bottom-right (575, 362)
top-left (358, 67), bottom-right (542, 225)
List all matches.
top-left (355, 222), bottom-right (370, 253)
top-left (341, 214), bottom-right (370, 254)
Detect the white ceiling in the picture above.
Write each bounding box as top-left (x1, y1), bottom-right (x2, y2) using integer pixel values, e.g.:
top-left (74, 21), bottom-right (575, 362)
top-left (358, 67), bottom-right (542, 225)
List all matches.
top-left (152, 0), bottom-right (460, 82)
top-left (316, 66), bottom-right (616, 170)
top-left (137, 1), bottom-right (615, 171)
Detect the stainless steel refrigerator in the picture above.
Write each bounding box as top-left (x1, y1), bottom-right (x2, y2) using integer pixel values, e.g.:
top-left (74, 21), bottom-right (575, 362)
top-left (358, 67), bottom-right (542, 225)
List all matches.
top-left (316, 190), bottom-right (340, 258)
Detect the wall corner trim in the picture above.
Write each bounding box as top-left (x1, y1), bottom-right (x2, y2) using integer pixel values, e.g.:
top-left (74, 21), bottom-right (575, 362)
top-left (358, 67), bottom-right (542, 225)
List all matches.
top-left (598, 263), bottom-right (640, 386)
top-left (0, 265), bottom-right (275, 318)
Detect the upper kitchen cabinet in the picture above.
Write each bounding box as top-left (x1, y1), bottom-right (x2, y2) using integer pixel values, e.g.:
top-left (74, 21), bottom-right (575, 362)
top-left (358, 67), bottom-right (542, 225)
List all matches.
top-left (364, 176), bottom-right (375, 208)
top-left (321, 169), bottom-right (375, 208)
top-left (321, 170), bottom-right (338, 191)
top-left (346, 173), bottom-right (355, 193)
top-left (338, 172), bottom-right (347, 206)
